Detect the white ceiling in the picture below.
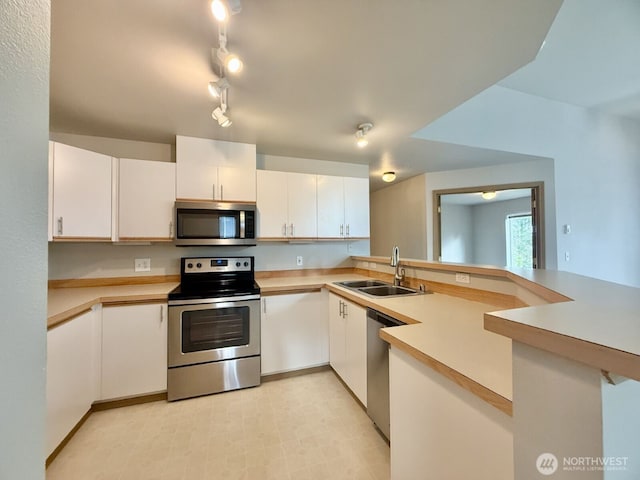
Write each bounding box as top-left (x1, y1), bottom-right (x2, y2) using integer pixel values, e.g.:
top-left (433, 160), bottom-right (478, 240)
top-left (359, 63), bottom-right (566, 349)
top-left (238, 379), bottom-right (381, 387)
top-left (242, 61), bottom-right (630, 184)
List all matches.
top-left (50, 0), bottom-right (561, 190)
top-left (441, 188), bottom-right (531, 206)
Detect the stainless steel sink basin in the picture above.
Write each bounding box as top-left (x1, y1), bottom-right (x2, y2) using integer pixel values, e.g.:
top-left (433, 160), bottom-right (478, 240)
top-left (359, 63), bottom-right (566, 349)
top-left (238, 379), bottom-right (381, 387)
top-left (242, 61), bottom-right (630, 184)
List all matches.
top-left (358, 285), bottom-right (419, 297)
top-left (335, 280), bottom-right (389, 288)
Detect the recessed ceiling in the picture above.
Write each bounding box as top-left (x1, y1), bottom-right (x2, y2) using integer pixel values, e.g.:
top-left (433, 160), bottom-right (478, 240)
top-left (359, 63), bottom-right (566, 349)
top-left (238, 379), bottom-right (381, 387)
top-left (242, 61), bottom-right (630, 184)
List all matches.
top-left (50, 0), bottom-right (562, 189)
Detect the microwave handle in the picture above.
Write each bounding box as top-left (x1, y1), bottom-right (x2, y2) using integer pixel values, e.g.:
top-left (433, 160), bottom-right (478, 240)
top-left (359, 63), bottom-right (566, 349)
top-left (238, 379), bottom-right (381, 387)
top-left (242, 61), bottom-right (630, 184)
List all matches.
top-left (240, 211), bottom-right (246, 238)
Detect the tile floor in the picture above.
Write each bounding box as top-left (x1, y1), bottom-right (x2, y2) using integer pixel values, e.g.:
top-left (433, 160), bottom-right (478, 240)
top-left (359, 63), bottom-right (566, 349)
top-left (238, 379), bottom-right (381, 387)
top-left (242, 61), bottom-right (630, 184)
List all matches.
top-left (46, 370), bottom-right (390, 480)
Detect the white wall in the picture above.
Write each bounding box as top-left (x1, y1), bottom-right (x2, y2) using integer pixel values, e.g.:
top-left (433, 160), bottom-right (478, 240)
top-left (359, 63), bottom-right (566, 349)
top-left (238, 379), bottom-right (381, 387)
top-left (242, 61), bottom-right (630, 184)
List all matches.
top-left (370, 174), bottom-right (427, 259)
top-left (473, 197), bottom-right (531, 267)
top-left (417, 85), bottom-right (640, 287)
top-left (440, 203), bottom-right (474, 264)
top-left (425, 158), bottom-right (558, 269)
top-left (0, 1), bottom-right (49, 478)
top-left (50, 132), bottom-right (173, 162)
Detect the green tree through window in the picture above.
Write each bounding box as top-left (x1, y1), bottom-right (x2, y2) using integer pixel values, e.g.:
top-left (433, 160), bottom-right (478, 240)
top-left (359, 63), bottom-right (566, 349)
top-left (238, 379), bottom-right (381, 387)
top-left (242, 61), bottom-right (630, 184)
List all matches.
top-left (506, 214), bottom-right (533, 268)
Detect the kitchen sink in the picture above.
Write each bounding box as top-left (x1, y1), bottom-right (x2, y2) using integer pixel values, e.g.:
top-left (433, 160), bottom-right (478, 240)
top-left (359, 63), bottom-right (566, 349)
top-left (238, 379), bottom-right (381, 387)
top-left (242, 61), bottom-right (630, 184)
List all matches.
top-left (358, 285), bottom-right (420, 297)
top-left (335, 280), bottom-right (389, 288)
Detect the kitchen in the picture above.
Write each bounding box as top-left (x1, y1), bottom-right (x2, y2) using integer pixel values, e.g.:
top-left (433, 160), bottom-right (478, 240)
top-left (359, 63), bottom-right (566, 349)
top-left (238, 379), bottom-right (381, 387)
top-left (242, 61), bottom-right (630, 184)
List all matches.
top-left (3, 1), bottom-right (640, 479)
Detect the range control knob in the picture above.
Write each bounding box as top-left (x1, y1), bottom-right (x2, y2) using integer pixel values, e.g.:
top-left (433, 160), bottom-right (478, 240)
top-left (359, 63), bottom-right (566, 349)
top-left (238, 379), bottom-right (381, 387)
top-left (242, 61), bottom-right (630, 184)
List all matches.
top-left (196, 262), bottom-right (202, 268)
top-left (187, 263), bottom-right (193, 269)
top-left (244, 261), bottom-right (249, 267)
top-left (236, 262), bottom-right (241, 267)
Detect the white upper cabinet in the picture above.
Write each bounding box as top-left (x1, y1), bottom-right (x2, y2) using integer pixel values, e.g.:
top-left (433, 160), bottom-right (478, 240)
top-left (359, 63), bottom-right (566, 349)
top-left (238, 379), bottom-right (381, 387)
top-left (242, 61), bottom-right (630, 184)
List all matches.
top-left (118, 158), bottom-right (176, 241)
top-left (256, 170), bottom-right (317, 239)
top-left (176, 135), bottom-right (256, 202)
top-left (317, 175), bottom-right (370, 239)
top-left (50, 142), bottom-right (114, 240)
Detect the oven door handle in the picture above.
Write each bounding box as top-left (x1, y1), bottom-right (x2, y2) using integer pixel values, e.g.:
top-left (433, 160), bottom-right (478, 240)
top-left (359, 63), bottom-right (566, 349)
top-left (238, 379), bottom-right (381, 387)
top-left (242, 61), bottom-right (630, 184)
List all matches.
top-left (168, 294), bottom-right (261, 306)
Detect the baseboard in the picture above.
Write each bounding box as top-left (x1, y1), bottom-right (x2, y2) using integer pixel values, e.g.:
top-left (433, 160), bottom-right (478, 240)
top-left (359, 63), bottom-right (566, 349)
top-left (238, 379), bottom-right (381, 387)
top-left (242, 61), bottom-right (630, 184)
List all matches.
top-left (261, 364), bottom-right (330, 382)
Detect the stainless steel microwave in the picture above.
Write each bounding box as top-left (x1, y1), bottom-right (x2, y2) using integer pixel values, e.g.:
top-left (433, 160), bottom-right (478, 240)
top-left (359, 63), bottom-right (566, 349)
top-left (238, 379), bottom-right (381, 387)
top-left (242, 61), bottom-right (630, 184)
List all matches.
top-left (174, 201), bottom-right (256, 246)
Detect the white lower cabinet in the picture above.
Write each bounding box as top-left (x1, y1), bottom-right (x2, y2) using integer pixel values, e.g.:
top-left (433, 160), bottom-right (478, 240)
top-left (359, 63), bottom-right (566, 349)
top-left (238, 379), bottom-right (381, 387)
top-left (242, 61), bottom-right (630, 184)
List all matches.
top-left (328, 293), bottom-right (367, 406)
top-left (46, 309), bottom-right (97, 457)
top-left (101, 303), bottom-right (168, 400)
top-left (261, 291), bottom-right (329, 375)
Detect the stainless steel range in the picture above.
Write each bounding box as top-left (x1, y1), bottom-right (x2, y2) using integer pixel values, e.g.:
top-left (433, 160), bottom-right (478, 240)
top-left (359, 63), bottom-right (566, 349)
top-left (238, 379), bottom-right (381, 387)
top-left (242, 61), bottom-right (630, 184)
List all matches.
top-left (167, 256), bottom-right (260, 401)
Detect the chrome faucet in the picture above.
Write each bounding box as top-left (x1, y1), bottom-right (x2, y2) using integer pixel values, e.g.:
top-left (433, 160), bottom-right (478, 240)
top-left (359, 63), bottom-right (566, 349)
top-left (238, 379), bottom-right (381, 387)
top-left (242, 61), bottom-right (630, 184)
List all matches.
top-left (390, 246), bottom-right (404, 286)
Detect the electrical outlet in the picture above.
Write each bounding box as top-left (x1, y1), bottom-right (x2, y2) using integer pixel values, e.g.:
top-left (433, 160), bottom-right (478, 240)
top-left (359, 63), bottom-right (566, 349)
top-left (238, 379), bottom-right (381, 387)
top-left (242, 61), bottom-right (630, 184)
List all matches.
top-left (134, 258), bottom-right (151, 272)
top-left (296, 256), bottom-right (303, 266)
top-left (455, 272), bottom-right (470, 284)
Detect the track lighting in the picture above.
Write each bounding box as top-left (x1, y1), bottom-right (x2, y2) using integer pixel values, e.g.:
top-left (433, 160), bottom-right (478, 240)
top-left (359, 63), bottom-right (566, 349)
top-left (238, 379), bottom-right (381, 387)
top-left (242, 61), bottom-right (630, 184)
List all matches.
top-left (208, 77), bottom-right (230, 98)
top-left (382, 172), bottom-right (396, 183)
top-left (355, 122), bottom-right (373, 148)
top-left (214, 47), bottom-right (243, 74)
top-left (210, 0), bottom-right (242, 22)
top-left (212, 107), bottom-right (232, 127)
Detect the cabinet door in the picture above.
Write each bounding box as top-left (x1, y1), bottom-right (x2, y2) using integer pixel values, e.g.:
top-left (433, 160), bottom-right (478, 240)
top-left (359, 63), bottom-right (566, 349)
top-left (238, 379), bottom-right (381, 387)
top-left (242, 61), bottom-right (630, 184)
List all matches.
top-left (101, 304), bottom-right (168, 400)
top-left (343, 177), bottom-right (370, 238)
top-left (51, 142), bottom-right (113, 239)
top-left (328, 293), bottom-right (347, 380)
top-left (260, 291), bottom-right (328, 375)
top-left (344, 300), bottom-right (368, 406)
top-left (287, 173), bottom-right (317, 238)
top-left (176, 135), bottom-right (256, 201)
top-left (317, 175), bottom-right (345, 238)
top-left (218, 165), bottom-right (256, 202)
top-left (119, 158), bottom-right (176, 240)
top-left (46, 310), bottom-right (95, 456)
top-left (256, 170), bottom-right (288, 238)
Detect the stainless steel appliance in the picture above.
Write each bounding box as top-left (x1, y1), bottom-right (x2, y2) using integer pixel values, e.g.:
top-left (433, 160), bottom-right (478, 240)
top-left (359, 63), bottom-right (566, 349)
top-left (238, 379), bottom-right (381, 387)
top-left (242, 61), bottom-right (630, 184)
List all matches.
top-left (367, 308), bottom-right (405, 441)
top-left (174, 201), bottom-right (256, 246)
top-left (167, 256), bottom-right (260, 401)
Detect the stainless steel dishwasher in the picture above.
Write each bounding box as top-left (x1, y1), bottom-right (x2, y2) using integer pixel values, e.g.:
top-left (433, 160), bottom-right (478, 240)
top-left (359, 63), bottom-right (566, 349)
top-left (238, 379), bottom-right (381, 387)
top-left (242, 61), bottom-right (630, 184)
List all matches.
top-left (367, 308), bottom-right (405, 441)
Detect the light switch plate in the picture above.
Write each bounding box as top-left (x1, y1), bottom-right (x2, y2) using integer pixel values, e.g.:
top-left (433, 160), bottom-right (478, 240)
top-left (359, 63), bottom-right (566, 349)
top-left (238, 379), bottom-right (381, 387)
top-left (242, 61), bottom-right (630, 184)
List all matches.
top-left (296, 256), bottom-right (303, 266)
top-left (455, 272), bottom-right (470, 284)
top-left (135, 258), bottom-right (151, 272)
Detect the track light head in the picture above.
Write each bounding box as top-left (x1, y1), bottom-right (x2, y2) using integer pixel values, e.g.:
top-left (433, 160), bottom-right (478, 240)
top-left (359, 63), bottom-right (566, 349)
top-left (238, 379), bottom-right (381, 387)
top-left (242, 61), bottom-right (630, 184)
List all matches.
top-left (213, 47), bottom-right (244, 74)
top-left (211, 0), bottom-right (242, 22)
top-left (212, 107), bottom-right (232, 127)
top-left (355, 122), bottom-right (373, 148)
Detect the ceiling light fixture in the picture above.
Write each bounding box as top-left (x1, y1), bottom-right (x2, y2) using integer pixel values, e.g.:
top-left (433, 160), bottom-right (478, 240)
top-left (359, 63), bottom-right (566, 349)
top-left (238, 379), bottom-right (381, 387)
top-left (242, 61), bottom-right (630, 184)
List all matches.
top-left (356, 122), bottom-right (373, 148)
top-left (382, 172), bottom-right (396, 183)
top-left (212, 106), bottom-right (232, 127)
top-left (210, 0), bottom-right (242, 22)
top-left (481, 191), bottom-right (497, 200)
top-left (214, 24), bottom-right (243, 74)
top-left (208, 77), bottom-right (230, 98)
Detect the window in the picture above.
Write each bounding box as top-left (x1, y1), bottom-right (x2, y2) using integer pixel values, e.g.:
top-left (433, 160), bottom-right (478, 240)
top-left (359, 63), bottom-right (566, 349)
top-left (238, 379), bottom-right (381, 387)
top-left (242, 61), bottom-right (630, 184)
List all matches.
top-left (506, 214), bottom-right (533, 269)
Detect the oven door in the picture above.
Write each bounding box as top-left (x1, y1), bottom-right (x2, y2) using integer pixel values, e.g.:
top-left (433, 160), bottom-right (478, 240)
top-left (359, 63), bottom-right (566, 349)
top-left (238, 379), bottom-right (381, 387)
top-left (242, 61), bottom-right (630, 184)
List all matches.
top-left (168, 296), bottom-right (260, 368)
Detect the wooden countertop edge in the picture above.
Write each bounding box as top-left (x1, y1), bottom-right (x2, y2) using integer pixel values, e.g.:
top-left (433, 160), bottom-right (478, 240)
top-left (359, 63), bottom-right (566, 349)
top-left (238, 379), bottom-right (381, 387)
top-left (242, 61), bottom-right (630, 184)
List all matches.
top-left (380, 329), bottom-right (513, 416)
top-left (484, 313), bottom-right (640, 382)
top-left (261, 285), bottom-right (324, 295)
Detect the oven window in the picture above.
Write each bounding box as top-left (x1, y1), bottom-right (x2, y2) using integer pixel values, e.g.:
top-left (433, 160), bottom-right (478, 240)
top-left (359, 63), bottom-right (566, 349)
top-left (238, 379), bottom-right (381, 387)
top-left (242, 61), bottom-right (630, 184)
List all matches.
top-left (181, 306), bottom-right (250, 353)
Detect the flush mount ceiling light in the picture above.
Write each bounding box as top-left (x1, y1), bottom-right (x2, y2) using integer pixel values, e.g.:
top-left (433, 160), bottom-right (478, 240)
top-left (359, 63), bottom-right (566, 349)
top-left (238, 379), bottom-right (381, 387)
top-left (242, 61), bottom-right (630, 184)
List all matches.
top-left (355, 122), bottom-right (373, 148)
top-left (208, 77), bottom-right (230, 98)
top-left (382, 171), bottom-right (396, 183)
top-left (212, 106), bottom-right (232, 127)
top-left (481, 191), bottom-right (497, 200)
top-left (210, 0), bottom-right (242, 22)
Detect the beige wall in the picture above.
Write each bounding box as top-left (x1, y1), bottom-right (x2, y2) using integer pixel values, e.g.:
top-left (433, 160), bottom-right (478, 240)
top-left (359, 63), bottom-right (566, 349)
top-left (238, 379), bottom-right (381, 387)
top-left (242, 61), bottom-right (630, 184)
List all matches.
top-left (370, 174), bottom-right (427, 259)
top-left (50, 132), bottom-right (173, 162)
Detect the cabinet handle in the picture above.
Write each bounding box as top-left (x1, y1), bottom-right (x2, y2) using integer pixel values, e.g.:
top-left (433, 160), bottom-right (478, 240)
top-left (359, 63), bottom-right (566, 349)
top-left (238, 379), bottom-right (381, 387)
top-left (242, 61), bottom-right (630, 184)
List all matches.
top-left (262, 298), bottom-right (267, 314)
top-left (340, 224), bottom-right (344, 236)
top-left (339, 300), bottom-right (343, 317)
top-left (159, 305), bottom-right (164, 323)
top-left (346, 224), bottom-right (350, 237)
top-left (212, 183), bottom-right (216, 200)
top-left (343, 302), bottom-right (348, 317)
top-left (220, 184), bottom-right (224, 201)
top-left (282, 223), bottom-right (287, 237)
top-left (57, 217), bottom-right (63, 235)
top-left (169, 221), bottom-right (173, 237)
top-left (290, 223), bottom-right (294, 237)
